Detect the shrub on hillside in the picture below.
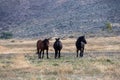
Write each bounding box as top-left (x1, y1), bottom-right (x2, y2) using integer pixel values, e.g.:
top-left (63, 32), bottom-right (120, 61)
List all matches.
top-left (106, 22), bottom-right (112, 31)
top-left (103, 21), bottom-right (113, 32)
top-left (0, 32), bottom-right (13, 39)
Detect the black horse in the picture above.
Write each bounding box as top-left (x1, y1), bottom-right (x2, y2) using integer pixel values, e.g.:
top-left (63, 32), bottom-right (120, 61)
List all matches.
top-left (53, 38), bottom-right (62, 59)
top-left (36, 39), bottom-right (50, 59)
top-left (76, 36), bottom-right (87, 57)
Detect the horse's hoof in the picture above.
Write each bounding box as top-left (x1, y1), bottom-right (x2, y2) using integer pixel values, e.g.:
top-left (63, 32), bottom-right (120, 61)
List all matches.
top-left (80, 56), bottom-right (83, 57)
top-left (38, 58), bottom-right (41, 59)
top-left (38, 56), bottom-right (41, 59)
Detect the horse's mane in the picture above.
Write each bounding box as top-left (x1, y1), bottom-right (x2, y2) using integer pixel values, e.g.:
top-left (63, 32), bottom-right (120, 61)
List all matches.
top-left (43, 39), bottom-right (47, 42)
top-left (78, 36), bottom-right (84, 39)
top-left (42, 39), bottom-right (49, 46)
top-left (77, 36), bottom-right (84, 41)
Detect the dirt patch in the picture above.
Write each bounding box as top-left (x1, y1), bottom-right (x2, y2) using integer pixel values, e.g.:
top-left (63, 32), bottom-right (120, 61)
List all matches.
top-left (0, 46), bottom-right (9, 54)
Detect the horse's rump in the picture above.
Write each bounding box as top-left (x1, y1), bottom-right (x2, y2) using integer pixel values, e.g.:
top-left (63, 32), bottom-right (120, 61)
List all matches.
top-left (37, 40), bottom-right (43, 50)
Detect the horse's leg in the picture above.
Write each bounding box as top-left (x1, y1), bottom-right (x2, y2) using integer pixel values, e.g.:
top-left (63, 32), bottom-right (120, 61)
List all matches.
top-left (58, 50), bottom-right (61, 58)
top-left (46, 49), bottom-right (49, 59)
top-left (80, 51), bottom-right (83, 57)
top-left (80, 48), bottom-right (84, 57)
top-left (76, 49), bottom-right (79, 57)
top-left (55, 50), bottom-right (57, 59)
top-left (42, 50), bottom-right (44, 59)
top-left (36, 48), bottom-right (38, 54)
top-left (38, 50), bottom-right (42, 59)
top-left (36, 47), bottom-right (39, 54)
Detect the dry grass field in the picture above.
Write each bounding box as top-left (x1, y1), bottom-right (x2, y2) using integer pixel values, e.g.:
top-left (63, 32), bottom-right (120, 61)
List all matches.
top-left (0, 36), bottom-right (120, 80)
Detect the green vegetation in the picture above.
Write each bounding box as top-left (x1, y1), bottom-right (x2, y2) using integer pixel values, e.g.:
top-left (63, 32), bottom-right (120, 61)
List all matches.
top-left (103, 21), bottom-right (113, 32)
top-left (0, 53), bottom-right (120, 80)
top-left (25, 53), bottom-right (120, 76)
top-left (106, 22), bottom-right (112, 31)
top-left (0, 32), bottom-right (13, 39)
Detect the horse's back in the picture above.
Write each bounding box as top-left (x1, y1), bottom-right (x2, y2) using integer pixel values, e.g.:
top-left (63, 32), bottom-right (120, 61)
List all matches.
top-left (37, 40), bottom-right (43, 49)
top-left (37, 39), bottom-right (42, 45)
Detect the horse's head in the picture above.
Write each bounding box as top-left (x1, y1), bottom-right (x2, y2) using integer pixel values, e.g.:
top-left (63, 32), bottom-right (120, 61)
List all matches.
top-left (79, 36), bottom-right (87, 44)
top-left (43, 38), bottom-right (49, 47)
top-left (55, 38), bottom-right (60, 41)
top-left (82, 36), bottom-right (87, 44)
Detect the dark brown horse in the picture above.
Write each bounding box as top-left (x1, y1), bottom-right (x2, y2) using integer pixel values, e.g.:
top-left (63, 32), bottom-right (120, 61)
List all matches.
top-left (76, 36), bottom-right (87, 57)
top-left (36, 38), bottom-right (50, 59)
top-left (53, 38), bottom-right (62, 59)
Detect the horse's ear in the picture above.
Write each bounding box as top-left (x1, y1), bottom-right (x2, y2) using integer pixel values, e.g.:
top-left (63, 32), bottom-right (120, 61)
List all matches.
top-left (55, 38), bottom-right (57, 41)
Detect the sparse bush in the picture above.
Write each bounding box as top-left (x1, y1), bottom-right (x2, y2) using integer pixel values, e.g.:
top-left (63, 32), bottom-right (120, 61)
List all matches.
top-left (0, 32), bottom-right (13, 39)
top-left (106, 22), bottom-right (112, 31)
top-left (103, 21), bottom-right (112, 32)
top-left (68, 35), bottom-right (74, 38)
top-left (52, 63), bottom-right (59, 66)
top-left (11, 40), bottom-right (15, 43)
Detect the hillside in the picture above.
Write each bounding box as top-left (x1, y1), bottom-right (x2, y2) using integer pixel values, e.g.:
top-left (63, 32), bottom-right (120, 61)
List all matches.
top-left (0, 0), bottom-right (120, 38)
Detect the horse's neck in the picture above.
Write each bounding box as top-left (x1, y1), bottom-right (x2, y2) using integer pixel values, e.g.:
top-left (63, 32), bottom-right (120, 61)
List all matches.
top-left (81, 41), bottom-right (84, 43)
top-left (81, 41), bottom-right (85, 46)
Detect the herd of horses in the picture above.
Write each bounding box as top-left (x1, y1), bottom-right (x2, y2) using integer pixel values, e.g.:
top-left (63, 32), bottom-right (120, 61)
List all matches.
top-left (36, 36), bottom-right (87, 59)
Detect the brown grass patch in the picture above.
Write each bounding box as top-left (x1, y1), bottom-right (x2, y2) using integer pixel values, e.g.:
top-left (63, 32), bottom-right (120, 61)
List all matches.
top-left (0, 36), bottom-right (120, 79)
top-left (0, 36), bottom-right (120, 54)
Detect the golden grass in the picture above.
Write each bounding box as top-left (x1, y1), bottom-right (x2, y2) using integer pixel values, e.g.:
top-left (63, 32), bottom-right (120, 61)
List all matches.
top-left (0, 36), bottom-right (120, 54)
top-left (0, 36), bottom-right (120, 80)
top-left (11, 54), bottom-right (30, 69)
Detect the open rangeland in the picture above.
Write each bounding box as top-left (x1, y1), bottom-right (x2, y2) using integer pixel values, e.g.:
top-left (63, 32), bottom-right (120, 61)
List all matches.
top-left (0, 36), bottom-right (120, 80)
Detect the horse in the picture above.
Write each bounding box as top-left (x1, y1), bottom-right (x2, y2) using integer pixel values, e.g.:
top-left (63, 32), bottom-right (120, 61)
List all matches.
top-left (53, 38), bottom-right (62, 59)
top-left (36, 38), bottom-right (50, 59)
top-left (75, 36), bottom-right (87, 57)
